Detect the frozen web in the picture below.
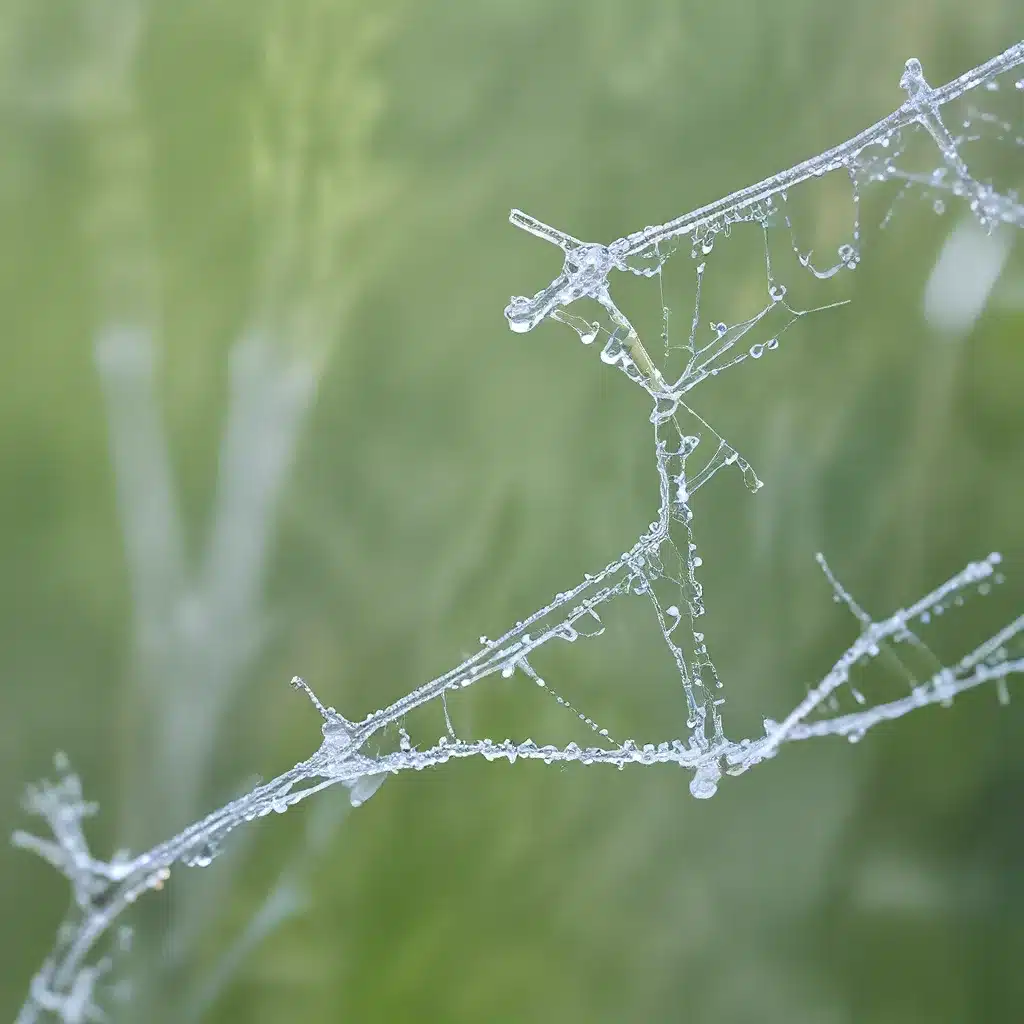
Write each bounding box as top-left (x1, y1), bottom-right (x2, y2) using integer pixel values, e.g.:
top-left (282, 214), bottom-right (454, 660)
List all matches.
top-left (13, 42), bottom-right (1024, 1022)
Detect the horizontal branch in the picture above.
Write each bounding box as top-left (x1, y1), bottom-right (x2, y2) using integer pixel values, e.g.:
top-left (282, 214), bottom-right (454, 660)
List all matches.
top-left (505, 41), bottom-right (1024, 333)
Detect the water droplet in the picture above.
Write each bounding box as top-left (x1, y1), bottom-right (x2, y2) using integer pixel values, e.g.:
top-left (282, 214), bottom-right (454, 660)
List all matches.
top-left (900, 56), bottom-right (927, 95)
top-left (932, 198), bottom-right (945, 214)
top-left (505, 297), bottom-right (536, 333)
top-left (580, 321), bottom-right (599, 345)
top-left (184, 841), bottom-right (220, 869)
top-left (147, 867), bottom-right (171, 890)
top-left (749, 343), bottom-right (764, 358)
top-left (769, 283), bottom-right (787, 302)
top-left (347, 773), bottom-right (387, 808)
top-left (689, 763), bottom-right (720, 799)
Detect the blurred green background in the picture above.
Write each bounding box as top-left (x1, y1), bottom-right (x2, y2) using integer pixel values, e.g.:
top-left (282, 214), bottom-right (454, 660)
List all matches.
top-left (1, 1), bottom-right (1022, 1021)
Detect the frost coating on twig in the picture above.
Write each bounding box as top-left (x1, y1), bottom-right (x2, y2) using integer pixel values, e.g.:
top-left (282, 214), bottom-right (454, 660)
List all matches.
top-left (14, 42), bottom-right (1024, 1022)
top-left (505, 42), bottom-right (1024, 336)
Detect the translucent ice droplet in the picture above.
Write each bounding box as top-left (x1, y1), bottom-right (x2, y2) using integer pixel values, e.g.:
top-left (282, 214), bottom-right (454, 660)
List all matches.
top-left (505, 297), bottom-right (535, 333)
top-left (769, 283), bottom-right (787, 302)
top-left (346, 773), bottom-right (387, 808)
top-left (184, 840), bottom-right (220, 869)
top-left (738, 457), bottom-right (762, 493)
top-left (689, 762), bottom-right (720, 799)
top-left (838, 243), bottom-right (858, 269)
top-left (900, 57), bottom-right (926, 96)
top-left (665, 605), bottom-right (682, 631)
top-left (713, 322), bottom-right (727, 337)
